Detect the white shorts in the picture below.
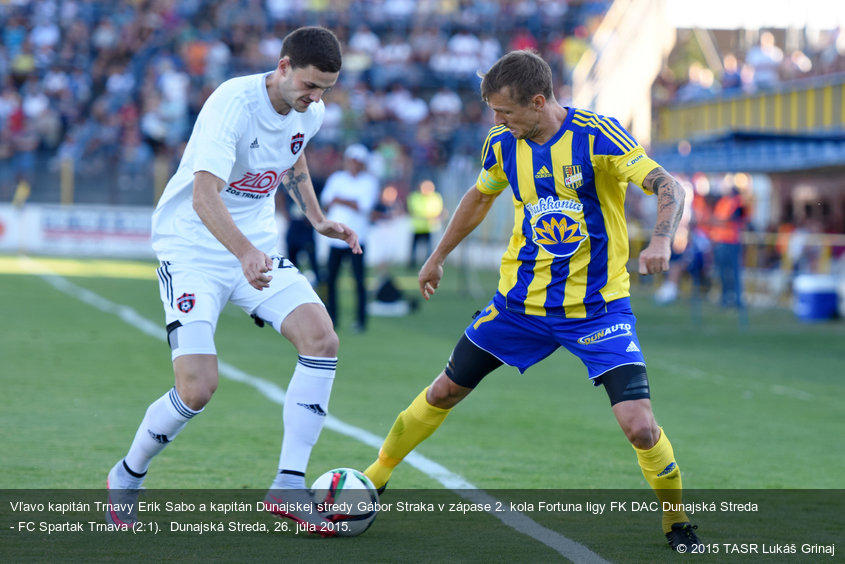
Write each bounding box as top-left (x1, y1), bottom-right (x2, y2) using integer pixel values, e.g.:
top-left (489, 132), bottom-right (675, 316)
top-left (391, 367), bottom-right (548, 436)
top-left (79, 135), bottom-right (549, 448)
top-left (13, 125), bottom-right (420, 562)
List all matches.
top-left (157, 254), bottom-right (323, 338)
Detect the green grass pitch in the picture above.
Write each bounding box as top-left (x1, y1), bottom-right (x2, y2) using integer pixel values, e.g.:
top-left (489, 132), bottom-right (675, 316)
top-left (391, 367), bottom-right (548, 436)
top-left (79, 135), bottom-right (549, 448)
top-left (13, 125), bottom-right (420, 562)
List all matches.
top-left (1, 255), bottom-right (843, 563)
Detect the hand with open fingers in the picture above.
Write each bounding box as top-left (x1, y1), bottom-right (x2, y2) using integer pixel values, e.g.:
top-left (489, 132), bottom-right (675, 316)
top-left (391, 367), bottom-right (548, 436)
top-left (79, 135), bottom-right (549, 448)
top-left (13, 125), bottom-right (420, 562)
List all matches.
top-left (638, 238), bottom-right (671, 275)
top-left (316, 220), bottom-right (362, 254)
top-left (241, 249), bottom-right (274, 290)
top-left (418, 259), bottom-right (443, 300)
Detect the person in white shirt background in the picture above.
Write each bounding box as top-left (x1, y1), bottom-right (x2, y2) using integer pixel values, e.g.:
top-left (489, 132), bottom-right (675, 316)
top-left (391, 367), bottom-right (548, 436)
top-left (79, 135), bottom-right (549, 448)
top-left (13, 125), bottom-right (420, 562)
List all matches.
top-left (321, 143), bottom-right (380, 333)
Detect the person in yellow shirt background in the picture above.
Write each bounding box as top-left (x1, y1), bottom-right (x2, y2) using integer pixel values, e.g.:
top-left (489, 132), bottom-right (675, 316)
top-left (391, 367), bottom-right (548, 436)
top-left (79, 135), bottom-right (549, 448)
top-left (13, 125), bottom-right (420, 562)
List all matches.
top-left (407, 178), bottom-right (447, 269)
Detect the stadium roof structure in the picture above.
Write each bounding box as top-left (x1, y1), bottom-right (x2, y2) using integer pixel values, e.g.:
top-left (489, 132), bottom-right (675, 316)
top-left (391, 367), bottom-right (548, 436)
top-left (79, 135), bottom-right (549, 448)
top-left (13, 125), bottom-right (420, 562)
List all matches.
top-left (650, 130), bottom-right (845, 174)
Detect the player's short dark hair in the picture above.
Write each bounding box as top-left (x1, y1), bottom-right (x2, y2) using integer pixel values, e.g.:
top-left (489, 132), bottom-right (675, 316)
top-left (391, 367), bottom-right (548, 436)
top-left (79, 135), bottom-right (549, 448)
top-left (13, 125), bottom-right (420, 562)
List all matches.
top-left (480, 50), bottom-right (553, 106)
top-left (280, 26), bottom-right (342, 73)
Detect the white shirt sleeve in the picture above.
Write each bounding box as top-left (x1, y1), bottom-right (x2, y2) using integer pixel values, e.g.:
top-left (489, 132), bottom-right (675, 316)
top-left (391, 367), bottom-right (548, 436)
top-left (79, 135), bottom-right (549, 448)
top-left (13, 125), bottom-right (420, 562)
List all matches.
top-left (191, 85), bottom-right (248, 182)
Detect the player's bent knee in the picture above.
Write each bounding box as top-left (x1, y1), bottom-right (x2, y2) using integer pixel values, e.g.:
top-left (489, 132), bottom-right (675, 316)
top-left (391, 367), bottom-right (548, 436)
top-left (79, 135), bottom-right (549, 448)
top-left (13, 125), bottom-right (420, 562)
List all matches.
top-left (173, 371), bottom-right (217, 410)
top-left (301, 327), bottom-right (339, 357)
top-left (279, 303), bottom-right (339, 356)
top-left (622, 420), bottom-right (659, 449)
top-left (323, 329), bottom-right (340, 355)
top-left (172, 353), bottom-right (219, 410)
top-left (176, 383), bottom-right (216, 411)
top-left (427, 372), bottom-right (471, 409)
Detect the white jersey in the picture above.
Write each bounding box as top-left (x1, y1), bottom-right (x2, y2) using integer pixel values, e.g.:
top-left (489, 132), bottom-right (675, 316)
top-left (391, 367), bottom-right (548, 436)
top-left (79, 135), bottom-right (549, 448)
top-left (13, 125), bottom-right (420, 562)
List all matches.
top-left (152, 72), bottom-right (324, 264)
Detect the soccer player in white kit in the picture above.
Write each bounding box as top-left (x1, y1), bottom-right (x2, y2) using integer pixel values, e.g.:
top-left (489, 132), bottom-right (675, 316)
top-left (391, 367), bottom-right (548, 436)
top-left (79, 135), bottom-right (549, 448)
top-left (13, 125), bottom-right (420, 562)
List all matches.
top-left (106, 27), bottom-right (357, 533)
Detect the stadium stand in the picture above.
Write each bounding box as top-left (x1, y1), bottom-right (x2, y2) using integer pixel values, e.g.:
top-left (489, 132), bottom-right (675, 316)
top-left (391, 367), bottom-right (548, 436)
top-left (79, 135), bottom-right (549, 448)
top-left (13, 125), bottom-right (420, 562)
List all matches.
top-left (0, 0), bottom-right (612, 206)
top-left (2, 0), bottom-right (844, 312)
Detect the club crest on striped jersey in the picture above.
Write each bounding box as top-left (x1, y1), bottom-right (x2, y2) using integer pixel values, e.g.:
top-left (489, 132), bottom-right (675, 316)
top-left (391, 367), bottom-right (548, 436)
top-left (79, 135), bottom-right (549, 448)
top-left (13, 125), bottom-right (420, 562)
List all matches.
top-left (290, 132), bottom-right (304, 154)
top-left (177, 292), bottom-right (195, 313)
top-left (562, 165), bottom-right (583, 189)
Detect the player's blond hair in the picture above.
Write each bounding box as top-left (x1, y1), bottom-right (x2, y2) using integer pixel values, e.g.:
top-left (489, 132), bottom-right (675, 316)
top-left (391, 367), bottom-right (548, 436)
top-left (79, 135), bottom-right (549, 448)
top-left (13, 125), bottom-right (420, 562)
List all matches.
top-left (480, 50), bottom-right (554, 106)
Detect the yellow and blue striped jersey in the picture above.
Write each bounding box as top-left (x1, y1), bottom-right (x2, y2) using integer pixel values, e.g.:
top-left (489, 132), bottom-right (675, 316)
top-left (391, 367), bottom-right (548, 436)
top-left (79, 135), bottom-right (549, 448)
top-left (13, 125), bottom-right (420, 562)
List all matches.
top-left (476, 108), bottom-right (660, 318)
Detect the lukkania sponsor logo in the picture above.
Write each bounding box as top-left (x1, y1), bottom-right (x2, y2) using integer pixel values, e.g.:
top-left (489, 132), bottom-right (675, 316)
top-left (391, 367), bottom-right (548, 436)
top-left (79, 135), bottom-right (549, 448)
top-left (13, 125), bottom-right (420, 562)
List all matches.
top-left (525, 196), bottom-right (583, 217)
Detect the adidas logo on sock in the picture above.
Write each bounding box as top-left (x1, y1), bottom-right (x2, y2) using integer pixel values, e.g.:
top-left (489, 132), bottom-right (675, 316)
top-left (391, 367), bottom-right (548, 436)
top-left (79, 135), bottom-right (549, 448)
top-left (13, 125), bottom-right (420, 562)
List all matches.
top-left (657, 462), bottom-right (677, 477)
top-left (147, 429), bottom-right (170, 444)
top-left (297, 403), bottom-right (327, 416)
top-left (626, 341), bottom-right (640, 353)
top-left (250, 138), bottom-right (260, 149)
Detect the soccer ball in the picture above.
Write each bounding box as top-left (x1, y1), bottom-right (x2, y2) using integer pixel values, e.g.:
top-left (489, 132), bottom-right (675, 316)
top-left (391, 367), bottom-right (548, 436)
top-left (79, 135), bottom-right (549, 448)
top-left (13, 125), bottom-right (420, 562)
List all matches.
top-left (311, 467), bottom-right (379, 537)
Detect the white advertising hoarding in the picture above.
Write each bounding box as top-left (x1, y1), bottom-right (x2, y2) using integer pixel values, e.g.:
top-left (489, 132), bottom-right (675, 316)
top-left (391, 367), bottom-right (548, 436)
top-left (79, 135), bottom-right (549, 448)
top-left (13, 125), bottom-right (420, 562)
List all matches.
top-left (0, 204), bottom-right (155, 258)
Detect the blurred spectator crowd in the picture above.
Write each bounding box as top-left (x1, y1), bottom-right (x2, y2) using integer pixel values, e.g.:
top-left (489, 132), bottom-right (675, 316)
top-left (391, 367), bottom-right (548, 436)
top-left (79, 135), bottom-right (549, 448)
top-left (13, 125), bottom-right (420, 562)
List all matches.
top-left (654, 28), bottom-right (845, 105)
top-left (0, 0), bottom-right (611, 204)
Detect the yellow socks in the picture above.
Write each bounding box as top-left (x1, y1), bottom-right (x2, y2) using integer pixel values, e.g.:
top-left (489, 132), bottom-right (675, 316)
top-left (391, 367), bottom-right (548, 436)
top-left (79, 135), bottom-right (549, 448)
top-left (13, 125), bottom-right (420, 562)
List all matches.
top-left (364, 387), bottom-right (450, 489)
top-left (633, 427), bottom-right (689, 533)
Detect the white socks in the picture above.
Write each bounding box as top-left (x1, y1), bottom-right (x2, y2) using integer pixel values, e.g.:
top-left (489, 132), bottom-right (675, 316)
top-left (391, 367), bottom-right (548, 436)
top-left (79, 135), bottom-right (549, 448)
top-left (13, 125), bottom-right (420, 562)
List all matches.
top-left (119, 356), bottom-right (334, 490)
top-left (124, 387), bottom-right (201, 476)
top-left (273, 355), bottom-right (336, 488)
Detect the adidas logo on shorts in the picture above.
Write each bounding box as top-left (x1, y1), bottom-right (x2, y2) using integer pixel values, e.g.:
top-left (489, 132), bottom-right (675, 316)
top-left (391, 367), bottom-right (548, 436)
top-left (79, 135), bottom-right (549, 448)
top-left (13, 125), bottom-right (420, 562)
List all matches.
top-left (626, 341), bottom-right (640, 353)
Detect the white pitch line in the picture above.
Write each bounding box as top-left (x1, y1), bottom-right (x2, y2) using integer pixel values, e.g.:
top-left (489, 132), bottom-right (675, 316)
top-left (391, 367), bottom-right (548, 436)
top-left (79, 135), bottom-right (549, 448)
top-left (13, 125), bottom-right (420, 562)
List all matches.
top-left (26, 257), bottom-right (609, 564)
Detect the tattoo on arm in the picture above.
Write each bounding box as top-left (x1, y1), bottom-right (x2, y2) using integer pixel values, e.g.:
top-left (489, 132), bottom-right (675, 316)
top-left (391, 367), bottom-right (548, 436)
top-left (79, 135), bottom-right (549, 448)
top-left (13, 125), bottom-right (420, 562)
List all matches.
top-left (644, 167), bottom-right (684, 238)
top-left (283, 170), bottom-right (308, 214)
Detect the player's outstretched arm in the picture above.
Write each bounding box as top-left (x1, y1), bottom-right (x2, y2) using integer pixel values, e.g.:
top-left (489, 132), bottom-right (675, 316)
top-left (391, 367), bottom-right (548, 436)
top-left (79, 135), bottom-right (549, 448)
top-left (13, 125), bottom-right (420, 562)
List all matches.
top-left (283, 153), bottom-right (362, 254)
top-left (419, 185), bottom-right (498, 299)
top-left (193, 170), bottom-right (273, 289)
top-left (638, 166), bottom-right (685, 275)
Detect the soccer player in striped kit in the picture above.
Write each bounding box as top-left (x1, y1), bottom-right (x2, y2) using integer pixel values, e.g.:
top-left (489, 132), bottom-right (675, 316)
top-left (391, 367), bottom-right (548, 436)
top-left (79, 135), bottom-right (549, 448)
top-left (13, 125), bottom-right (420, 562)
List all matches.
top-left (106, 27), bottom-right (358, 533)
top-left (365, 50), bottom-right (703, 551)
